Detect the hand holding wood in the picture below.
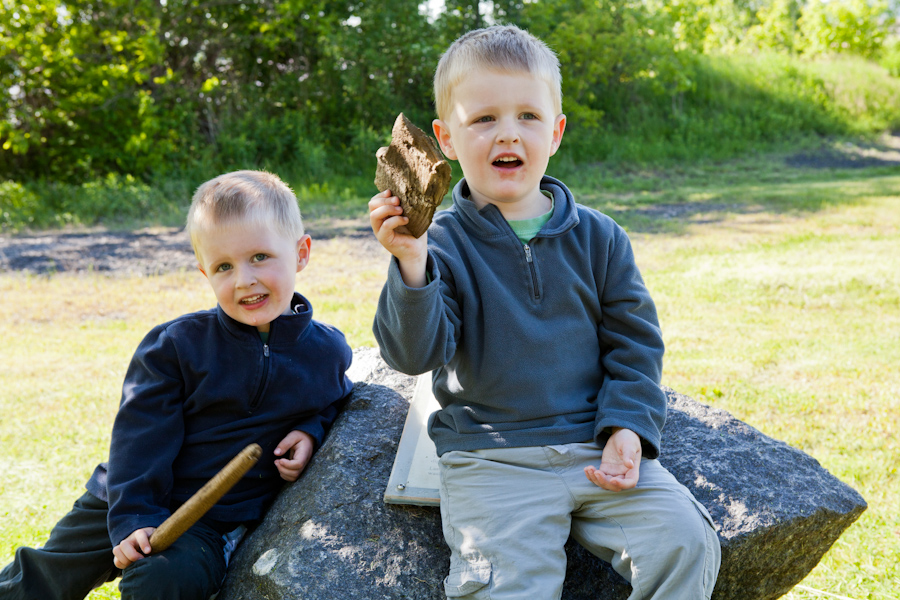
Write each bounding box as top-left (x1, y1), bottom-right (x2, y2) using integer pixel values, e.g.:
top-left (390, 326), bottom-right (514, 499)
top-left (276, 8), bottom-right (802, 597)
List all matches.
top-left (148, 443), bottom-right (261, 553)
top-left (374, 113), bottom-right (452, 238)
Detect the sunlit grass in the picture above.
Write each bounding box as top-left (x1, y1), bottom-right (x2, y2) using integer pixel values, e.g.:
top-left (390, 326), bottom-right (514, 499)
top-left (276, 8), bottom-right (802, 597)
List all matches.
top-left (631, 182), bottom-right (900, 600)
top-left (1, 162), bottom-right (897, 599)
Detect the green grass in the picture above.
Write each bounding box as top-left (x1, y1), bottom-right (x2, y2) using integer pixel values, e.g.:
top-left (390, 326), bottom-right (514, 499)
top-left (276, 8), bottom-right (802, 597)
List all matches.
top-left (0, 148), bottom-right (898, 599)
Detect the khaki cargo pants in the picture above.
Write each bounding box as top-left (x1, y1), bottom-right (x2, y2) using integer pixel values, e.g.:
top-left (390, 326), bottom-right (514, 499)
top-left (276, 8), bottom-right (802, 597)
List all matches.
top-left (438, 443), bottom-right (720, 600)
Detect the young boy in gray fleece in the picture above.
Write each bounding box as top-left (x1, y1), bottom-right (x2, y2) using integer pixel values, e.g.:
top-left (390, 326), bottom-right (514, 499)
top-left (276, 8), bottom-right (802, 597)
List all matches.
top-left (368, 25), bottom-right (721, 600)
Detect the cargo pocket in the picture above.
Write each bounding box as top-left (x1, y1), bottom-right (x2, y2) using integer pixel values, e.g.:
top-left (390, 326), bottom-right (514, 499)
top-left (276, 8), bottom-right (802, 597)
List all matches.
top-left (688, 496), bottom-right (721, 600)
top-left (691, 497), bottom-right (716, 530)
top-left (443, 558), bottom-right (492, 598)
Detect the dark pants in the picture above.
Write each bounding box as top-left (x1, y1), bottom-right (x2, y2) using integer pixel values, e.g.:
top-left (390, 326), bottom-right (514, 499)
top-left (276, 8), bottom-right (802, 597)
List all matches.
top-left (0, 492), bottom-right (228, 600)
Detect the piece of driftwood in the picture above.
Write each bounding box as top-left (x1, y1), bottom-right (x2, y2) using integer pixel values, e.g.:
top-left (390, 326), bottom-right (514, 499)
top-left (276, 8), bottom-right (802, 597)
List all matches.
top-left (374, 113), bottom-right (452, 238)
top-left (149, 443), bottom-right (262, 553)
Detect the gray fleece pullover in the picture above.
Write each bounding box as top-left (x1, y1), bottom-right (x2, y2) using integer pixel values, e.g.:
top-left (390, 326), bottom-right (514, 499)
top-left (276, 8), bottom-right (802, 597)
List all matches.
top-left (373, 176), bottom-right (667, 458)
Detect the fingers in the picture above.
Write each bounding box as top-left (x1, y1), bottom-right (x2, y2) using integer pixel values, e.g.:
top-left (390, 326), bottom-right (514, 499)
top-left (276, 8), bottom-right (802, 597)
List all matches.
top-left (275, 458), bottom-right (304, 482)
top-left (369, 190), bottom-right (405, 225)
top-left (134, 527), bottom-right (153, 555)
top-left (369, 190), bottom-right (412, 238)
top-left (112, 528), bottom-right (154, 569)
top-left (367, 188), bottom-right (393, 211)
top-left (113, 545), bottom-right (133, 570)
top-left (584, 465), bottom-right (627, 491)
top-left (275, 451), bottom-right (310, 482)
top-left (584, 465), bottom-right (626, 491)
top-left (274, 430), bottom-right (308, 456)
top-left (584, 462), bottom-right (640, 491)
top-left (275, 431), bottom-right (314, 482)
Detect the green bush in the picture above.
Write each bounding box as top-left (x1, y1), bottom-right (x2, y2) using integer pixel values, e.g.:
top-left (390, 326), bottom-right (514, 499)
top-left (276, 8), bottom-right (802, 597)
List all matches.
top-left (2, 0), bottom-right (900, 229)
top-left (0, 175), bottom-right (185, 231)
top-left (880, 37), bottom-right (900, 77)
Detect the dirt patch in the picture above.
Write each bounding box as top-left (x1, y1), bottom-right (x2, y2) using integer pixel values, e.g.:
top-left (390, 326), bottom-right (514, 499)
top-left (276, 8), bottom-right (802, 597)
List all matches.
top-left (0, 227), bottom-right (197, 275)
top-left (0, 219), bottom-right (378, 276)
top-left (785, 134), bottom-right (900, 169)
top-left (1, 136), bottom-right (897, 276)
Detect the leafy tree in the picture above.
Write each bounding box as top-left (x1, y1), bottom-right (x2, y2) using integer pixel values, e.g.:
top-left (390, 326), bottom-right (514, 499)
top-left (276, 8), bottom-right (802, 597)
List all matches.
top-left (318, 1), bottom-right (438, 131)
top-left (796, 0), bottom-right (891, 58)
top-left (519, 0), bottom-right (693, 128)
top-left (2, 0), bottom-right (899, 188)
top-left (437, 1), bottom-right (487, 44)
top-left (0, 0), bottom-right (170, 180)
top-left (744, 0), bottom-right (803, 53)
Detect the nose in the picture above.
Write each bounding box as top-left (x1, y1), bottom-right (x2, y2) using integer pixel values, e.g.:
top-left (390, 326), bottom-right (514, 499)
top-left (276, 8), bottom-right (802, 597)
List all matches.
top-left (496, 117), bottom-right (520, 144)
top-left (234, 265), bottom-right (257, 288)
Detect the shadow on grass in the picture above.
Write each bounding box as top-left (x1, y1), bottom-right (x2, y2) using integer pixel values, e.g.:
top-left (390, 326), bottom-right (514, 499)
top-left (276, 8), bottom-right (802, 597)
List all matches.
top-left (2, 140), bottom-right (898, 273)
top-left (572, 145), bottom-right (900, 235)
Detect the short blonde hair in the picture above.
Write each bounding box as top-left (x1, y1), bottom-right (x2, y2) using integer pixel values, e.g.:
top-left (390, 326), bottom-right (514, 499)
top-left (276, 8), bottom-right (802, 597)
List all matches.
top-left (434, 25), bottom-right (562, 121)
top-left (186, 170), bottom-right (304, 259)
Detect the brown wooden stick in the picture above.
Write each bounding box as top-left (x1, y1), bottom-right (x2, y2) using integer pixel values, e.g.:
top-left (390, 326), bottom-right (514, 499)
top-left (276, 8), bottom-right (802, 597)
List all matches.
top-left (149, 443), bottom-right (262, 553)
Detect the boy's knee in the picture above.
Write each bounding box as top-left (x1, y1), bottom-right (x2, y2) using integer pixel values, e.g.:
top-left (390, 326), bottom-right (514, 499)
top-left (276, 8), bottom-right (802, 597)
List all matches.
top-left (670, 501), bottom-right (719, 559)
top-left (665, 504), bottom-right (720, 595)
top-left (118, 530), bottom-right (227, 600)
top-left (119, 553), bottom-right (223, 600)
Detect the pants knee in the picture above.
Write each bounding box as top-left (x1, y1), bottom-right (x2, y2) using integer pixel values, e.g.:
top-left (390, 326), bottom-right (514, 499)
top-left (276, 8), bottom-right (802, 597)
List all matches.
top-left (120, 557), bottom-right (219, 600)
top-left (118, 541), bottom-right (226, 600)
top-left (675, 508), bottom-right (721, 596)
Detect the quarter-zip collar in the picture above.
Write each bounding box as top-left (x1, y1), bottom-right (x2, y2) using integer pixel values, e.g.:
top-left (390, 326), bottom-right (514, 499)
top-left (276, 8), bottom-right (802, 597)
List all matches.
top-left (448, 175), bottom-right (580, 240)
top-left (215, 291), bottom-right (313, 345)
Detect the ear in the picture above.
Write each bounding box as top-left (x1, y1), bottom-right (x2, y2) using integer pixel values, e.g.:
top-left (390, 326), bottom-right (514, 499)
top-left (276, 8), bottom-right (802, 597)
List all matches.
top-left (197, 263), bottom-right (208, 279)
top-left (549, 113), bottom-right (566, 157)
top-left (432, 119), bottom-right (457, 160)
top-left (296, 234), bottom-right (312, 273)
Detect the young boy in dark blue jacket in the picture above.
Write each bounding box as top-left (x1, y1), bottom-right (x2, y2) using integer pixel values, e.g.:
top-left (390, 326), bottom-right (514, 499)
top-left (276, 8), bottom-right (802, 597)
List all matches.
top-left (0, 170), bottom-right (353, 600)
top-left (369, 26), bottom-right (720, 599)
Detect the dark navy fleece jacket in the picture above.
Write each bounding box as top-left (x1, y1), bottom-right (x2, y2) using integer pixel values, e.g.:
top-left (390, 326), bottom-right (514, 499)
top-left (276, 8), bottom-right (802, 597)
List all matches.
top-left (86, 293), bottom-right (353, 546)
top-left (373, 176), bottom-right (666, 458)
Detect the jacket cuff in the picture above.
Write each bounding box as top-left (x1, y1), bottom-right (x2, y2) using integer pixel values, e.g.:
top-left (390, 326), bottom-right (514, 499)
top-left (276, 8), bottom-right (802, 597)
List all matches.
top-left (387, 253), bottom-right (441, 298)
top-left (593, 417), bottom-right (661, 460)
top-left (109, 513), bottom-right (169, 548)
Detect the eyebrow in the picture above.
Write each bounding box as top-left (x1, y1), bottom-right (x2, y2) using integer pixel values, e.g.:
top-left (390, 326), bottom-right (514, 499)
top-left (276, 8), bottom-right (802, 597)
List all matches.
top-left (463, 97), bottom-right (548, 112)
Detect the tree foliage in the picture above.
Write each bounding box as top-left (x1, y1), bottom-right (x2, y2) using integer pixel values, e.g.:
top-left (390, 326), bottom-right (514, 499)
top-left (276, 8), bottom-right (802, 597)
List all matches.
top-left (0, 0), bottom-right (897, 185)
top-left (0, 0), bottom-right (170, 179)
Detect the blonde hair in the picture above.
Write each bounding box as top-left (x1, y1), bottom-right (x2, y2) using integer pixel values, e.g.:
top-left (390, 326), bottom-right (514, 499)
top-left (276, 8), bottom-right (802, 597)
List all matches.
top-left (186, 170), bottom-right (304, 259)
top-left (434, 25), bottom-right (562, 121)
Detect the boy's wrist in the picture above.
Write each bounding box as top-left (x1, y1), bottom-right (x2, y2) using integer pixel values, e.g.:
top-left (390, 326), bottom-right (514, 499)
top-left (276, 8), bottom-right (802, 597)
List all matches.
top-left (398, 253), bottom-right (429, 288)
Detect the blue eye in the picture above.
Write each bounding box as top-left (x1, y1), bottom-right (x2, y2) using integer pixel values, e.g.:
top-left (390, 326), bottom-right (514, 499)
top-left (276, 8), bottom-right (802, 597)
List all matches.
top-left (252, 253), bottom-right (268, 262)
top-left (521, 113), bottom-right (538, 120)
top-left (475, 116), bottom-right (494, 123)
top-left (216, 263), bottom-right (232, 273)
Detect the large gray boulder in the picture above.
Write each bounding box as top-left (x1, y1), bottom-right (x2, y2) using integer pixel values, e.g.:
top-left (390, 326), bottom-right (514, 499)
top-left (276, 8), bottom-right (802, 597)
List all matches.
top-left (218, 348), bottom-right (866, 600)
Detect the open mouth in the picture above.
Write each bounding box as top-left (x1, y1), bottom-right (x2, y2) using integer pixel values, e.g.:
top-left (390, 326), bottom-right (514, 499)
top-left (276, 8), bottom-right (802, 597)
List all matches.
top-left (493, 156), bottom-right (523, 169)
top-left (240, 294), bottom-right (268, 306)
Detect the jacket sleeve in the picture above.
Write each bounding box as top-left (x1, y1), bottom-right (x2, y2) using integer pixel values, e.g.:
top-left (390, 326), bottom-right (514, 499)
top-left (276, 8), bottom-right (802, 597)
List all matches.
top-left (593, 227), bottom-right (667, 458)
top-left (372, 253), bottom-right (461, 375)
top-left (106, 325), bottom-right (185, 546)
top-left (290, 333), bottom-right (354, 447)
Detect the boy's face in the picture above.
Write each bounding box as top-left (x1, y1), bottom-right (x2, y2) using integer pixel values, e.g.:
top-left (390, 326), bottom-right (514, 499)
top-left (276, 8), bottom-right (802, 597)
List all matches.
top-left (195, 219), bottom-right (310, 333)
top-left (433, 68), bottom-right (566, 219)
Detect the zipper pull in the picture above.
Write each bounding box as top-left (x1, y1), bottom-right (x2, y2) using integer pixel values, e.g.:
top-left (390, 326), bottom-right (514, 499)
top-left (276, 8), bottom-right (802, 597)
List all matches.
top-left (524, 244), bottom-right (533, 263)
top-left (263, 344), bottom-right (269, 358)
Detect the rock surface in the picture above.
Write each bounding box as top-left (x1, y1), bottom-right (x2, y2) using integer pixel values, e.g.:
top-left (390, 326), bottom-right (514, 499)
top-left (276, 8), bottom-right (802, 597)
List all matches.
top-left (374, 113), bottom-right (452, 238)
top-left (218, 348), bottom-right (866, 600)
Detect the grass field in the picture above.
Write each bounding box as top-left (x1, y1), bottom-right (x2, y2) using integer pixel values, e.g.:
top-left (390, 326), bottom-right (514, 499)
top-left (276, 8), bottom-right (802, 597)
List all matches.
top-left (0, 147), bottom-right (897, 599)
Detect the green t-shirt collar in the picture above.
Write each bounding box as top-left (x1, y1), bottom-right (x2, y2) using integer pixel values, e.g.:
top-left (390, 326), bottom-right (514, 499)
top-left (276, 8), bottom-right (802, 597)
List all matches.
top-left (508, 192), bottom-right (554, 244)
